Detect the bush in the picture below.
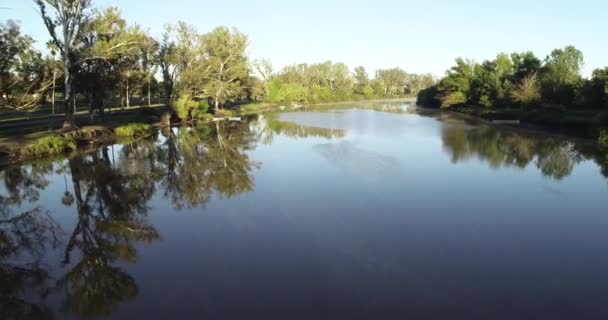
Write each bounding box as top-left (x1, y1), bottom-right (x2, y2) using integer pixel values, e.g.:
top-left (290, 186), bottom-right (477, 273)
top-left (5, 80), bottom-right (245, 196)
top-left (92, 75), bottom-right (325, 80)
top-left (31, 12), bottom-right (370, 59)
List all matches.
top-left (440, 91), bottom-right (467, 108)
top-left (172, 96), bottom-right (209, 121)
top-left (599, 129), bottom-right (608, 146)
top-left (114, 123), bottom-right (152, 137)
top-left (198, 113), bottom-right (213, 122)
top-left (215, 109), bottom-right (235, 117)
top-left (417, 85), bottom-right (441, 108)
top-left (23, 135), bottom-right (77, 157)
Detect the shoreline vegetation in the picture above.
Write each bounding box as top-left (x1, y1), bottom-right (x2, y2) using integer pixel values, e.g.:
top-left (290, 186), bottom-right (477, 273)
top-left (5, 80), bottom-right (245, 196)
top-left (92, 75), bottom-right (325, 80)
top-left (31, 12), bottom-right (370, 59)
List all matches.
top-left (0, 96), bottom-right (412, 165)
top-left (1, 1), bottom-right (607, 164)
top-left (416, 47), bottom-right (608, 144)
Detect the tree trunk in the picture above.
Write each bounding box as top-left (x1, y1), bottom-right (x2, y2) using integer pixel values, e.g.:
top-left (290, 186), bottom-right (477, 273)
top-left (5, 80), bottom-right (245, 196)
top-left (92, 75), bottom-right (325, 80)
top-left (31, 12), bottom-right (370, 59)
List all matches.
top-left (88, 93), bottom-right (93, 120)
top-left (52, 70), bottom-right (56, 116)
top-left (126, 77), bottom-right (130, 109)
top-left (63, 50), bottom-right (74, 130)
top-left (147, 80), bottom-right (151, 106)
top-left (214, 98), bottom-right (220, 114)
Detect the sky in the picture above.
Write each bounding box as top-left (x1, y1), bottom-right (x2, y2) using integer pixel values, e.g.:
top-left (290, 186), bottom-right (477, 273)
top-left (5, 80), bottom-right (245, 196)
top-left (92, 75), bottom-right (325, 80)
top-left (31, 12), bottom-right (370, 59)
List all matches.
top-left (2, 0), bottom-right (607, 77)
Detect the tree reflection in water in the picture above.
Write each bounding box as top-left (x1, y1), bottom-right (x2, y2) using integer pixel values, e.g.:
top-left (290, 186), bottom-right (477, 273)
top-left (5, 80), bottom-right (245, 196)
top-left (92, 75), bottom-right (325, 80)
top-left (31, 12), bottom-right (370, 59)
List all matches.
top-left (1, 114), bottom-right (606, 319)
top-left (439, 118), bottom-right (607, 180)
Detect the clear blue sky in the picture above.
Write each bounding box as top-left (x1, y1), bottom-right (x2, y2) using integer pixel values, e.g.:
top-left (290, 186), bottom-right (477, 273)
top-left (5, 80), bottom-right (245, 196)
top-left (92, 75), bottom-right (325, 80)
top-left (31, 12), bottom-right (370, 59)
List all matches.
top-left (3, 0), bottom-right (607, 77)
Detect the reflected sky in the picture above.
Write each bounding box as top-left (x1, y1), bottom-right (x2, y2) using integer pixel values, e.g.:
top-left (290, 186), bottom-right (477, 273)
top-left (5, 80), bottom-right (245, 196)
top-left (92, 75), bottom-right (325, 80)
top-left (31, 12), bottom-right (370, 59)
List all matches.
top-left (1, 100), bottom-right (608, 319)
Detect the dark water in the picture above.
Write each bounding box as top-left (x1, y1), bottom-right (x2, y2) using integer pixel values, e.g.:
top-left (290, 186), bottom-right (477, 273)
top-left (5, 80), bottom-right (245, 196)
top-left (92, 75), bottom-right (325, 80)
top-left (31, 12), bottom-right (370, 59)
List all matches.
top-left (2, 100), bottom-right (608, 320)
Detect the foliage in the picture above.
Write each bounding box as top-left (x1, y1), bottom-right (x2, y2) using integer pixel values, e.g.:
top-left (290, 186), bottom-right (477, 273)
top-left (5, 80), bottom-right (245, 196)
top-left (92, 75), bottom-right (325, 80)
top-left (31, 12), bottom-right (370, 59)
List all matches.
top-left (0, 21), bottom-right (50, 110)
top-left (417, 86), bottom-right (441, 108)
top-left (114, 123), bottom-right (151, 137)
top-left (599, 129), bottom-right (608, 146)
top-left (77, 7), bottom-right (149, 115)
top-left (419, 46), bottom-right (608, 116)
top-left (23, 135), bottom-right (77, 157)
top-left (541, 46), bottom-right (584, 105)
top-left (172, 95), bottom-right (209, 121)
top-left (512, 74), bottom-right (541, 107)
top-left (200, 27), bottom-right (249, 112)
top-left (441, 91), bottom-right (467, 108)
top-left (215, 109), bottom-right (235, 117)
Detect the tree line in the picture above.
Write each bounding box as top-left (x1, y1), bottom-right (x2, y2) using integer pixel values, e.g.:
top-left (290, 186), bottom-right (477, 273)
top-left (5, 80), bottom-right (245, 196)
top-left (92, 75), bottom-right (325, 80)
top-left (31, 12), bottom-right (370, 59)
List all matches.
top-left (418, 46), bottom-right (608, 111)
top-left (0, 0), bottom-right (434, 129)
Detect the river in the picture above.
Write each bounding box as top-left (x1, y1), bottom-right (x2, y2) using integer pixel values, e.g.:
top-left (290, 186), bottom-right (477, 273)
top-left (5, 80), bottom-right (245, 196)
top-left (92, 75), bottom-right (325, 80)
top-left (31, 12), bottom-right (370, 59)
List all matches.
top-left (1, 100), bottom-right (607, 319)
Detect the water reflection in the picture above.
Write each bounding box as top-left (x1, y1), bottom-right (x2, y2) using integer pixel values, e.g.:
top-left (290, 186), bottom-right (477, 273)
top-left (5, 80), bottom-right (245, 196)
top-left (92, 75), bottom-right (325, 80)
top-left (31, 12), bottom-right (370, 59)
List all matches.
top-left (0, 119), bottom-right (281, 319)
top-left (0, 207), bottom-right (60, 320)
top-left (440, 116), bottom-right (607, 180)
top-left (57, 149), bottom-right (160, 318)
top-left (1, 107), bottom-right (608, 319)
top-left (257, 113), bottom-right (345, 144)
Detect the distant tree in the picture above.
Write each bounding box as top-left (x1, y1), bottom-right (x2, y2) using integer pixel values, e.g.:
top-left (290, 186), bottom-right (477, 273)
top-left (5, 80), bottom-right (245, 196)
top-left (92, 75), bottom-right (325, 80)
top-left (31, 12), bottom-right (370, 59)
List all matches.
top-left (353, 66), bottom-right (369, 94)
top-left (253, 58), bottom-right (273, 83)
top-left (437, 58), bottom-right (477, 106)
top-left (541, 45), bottom-right (584, 105)
top-left (511, 51), bottom-right (541, 82)
top-left (375, 67), bottom-right (407, 95)
top-left (35, 0), bottom-right (93, 129)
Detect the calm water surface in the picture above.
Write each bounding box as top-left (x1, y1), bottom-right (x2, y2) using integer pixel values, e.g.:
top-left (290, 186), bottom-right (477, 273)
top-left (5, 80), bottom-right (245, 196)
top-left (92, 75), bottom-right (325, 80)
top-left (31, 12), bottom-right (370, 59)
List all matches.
top-left (2, 100), bottom-right (608, 319)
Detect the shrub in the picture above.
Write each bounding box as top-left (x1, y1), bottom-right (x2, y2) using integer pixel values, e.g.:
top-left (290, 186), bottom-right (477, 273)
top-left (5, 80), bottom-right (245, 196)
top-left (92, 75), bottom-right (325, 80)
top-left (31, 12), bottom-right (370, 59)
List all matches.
top-left (172, 96), bottom-right (209, 121)
top-left (362, 85), bottom-right (375, 97)
top-left (114, 123), bottom-right (152, 137)
top-left (440, 91), bottom-right (466, 108)
top-left (599, 129), bottom-right (608, 146)
top-left (215, 109), bottom-right (235, 117)
top-left (23, 135), bottom-right (77, 157)
top-left (198, 113), bottom-right (214, 122)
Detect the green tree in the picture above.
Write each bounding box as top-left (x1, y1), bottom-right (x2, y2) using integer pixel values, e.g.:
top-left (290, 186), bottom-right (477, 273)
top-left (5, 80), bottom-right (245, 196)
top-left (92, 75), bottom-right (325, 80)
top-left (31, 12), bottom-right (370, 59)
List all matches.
top-left (77, 7), bottom-right (148, 117)
top-left (353, 66), bottom-right (369, 94)
top-left (437, 58), bottom-right (477, 107)
top-left (200, 26), bottom-right (249, 113)
top-left (375, 67), bottom-right (407, 95)
top-left (541, 45), bottom-right (584, 105)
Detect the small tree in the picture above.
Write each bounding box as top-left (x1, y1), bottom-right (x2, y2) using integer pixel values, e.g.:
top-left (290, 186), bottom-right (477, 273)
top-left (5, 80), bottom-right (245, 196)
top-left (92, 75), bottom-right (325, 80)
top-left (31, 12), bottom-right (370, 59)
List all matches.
top-left (512, 74), bottom-right (541, 107)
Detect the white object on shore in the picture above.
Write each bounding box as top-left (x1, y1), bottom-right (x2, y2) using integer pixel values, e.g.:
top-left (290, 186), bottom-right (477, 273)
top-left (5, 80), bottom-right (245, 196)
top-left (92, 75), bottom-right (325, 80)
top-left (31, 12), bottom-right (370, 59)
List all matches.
top-left (228, 117), bottom-right (241, 121)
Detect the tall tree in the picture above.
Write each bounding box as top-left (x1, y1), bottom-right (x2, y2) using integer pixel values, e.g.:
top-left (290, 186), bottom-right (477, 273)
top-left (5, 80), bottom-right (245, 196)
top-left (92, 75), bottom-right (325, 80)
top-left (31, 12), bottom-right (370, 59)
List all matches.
top-left (541, 45), bottom-right (584, 105)
top-left (35, 0), bottom-right (93, 129)
top-left (353, 66), bottom-right (369, 94)
top-left (200, 26), bottom-right (249, 113)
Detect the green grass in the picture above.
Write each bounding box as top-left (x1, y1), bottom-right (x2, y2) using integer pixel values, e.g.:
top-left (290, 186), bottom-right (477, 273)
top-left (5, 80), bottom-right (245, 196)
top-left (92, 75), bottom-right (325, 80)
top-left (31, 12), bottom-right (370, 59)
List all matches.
top-left (114, 123), bottom-right (152, 137)
top-left (23, 135), bottom-right (77, 157)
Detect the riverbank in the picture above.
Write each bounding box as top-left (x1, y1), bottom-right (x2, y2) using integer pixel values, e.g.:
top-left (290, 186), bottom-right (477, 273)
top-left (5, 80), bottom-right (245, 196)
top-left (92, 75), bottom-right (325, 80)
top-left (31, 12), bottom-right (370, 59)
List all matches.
top-left (0, 97), bottom-right (415, 165)
top-left (431, 105), bottom-right (608, 143)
